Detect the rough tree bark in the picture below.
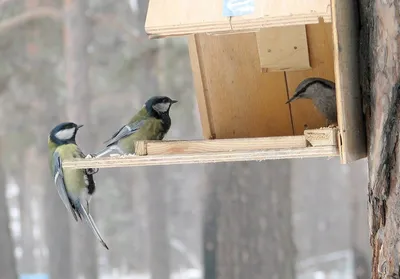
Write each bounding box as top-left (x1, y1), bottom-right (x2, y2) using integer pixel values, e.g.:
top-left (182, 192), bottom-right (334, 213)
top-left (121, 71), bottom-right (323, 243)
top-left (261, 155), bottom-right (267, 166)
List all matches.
top-left (359, 0), bottom-right (400, 278)
top-left (204, 161), bottom-right (295, 279)
top-left (0, 141), bottom-right (18, 279)
top-left (63, 0), bottom-right (98, 278)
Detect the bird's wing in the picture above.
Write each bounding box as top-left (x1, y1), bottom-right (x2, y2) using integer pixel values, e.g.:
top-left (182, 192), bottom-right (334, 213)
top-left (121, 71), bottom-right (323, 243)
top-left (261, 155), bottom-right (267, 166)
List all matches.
top-left (104, 119), bottom-right (146, 147)
top-left (52, 151), bottom-right (79, 221)
top-left (77, 202), bottom-right (109, 250)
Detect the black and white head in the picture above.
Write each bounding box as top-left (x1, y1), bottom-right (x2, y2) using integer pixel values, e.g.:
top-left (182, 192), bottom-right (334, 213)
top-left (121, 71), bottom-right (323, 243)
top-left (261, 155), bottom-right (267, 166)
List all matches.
top-left (145, 96), bottom-right (178, 116)
top-left (286, 77), bottom-right (336, 104)
top-left (49, 122), bottom-right (83, 145)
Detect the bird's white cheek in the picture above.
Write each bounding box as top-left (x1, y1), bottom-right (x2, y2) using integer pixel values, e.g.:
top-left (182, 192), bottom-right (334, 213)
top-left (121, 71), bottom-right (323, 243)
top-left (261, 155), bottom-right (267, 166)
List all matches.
top-left (152, 103), bottom-right (170, 113)
top-left (55, 128), bottom-right (76, 140)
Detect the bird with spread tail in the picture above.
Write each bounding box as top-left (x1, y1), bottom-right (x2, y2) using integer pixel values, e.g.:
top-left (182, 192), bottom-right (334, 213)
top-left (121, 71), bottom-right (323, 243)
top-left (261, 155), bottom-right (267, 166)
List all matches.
top-left (286, 77), bottom-right (337, 126)
top-left (48, 122), bottom-right (109, 250)
top-left (92, 96), bottom-right (178, 158)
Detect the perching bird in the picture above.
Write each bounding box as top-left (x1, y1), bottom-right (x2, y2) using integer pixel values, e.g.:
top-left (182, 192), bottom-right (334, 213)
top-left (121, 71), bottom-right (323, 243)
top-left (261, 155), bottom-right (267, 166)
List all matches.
top-left (92, 96), bottom-right (178, 158)
top-left (286, 77), bottom-right (337, 125)
top-left (48, 122), bottom-right (109, 250)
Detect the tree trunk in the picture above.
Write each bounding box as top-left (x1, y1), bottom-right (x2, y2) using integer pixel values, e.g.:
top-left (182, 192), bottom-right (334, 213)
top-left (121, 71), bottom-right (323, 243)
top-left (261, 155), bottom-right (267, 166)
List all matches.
top-left (359, 0), bottom-right (400, 278)
top-left (348, 160), bottom-right (370, 279)
top-left (137, 1), bottom-right (171, 278)
top-left (63, 0), bottom-right (98, 278)
top-left (202, 165), bottom-right (222, 279)
top-left (45, 173), bottom-right (73, 279)
top-left (147, 167), bottom-right (171, 279)
top-left (0, 142), bottom-right (18, 279)
top-left (18, 149), bottom-right (37, 273)
top-left (204, 161), bottom-right (296, 279)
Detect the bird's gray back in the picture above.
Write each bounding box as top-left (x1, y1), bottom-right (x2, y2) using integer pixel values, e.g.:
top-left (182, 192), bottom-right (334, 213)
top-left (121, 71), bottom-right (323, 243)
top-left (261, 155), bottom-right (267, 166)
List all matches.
top-left (311, 85), bottom-right (337, 122)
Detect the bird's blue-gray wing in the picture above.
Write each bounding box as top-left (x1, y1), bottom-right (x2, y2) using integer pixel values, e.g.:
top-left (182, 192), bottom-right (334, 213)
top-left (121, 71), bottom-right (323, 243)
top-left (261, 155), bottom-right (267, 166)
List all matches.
top-left (104, 119), bottom-right (146, 147)
top-left (52, 151), bottom-right (79, 221)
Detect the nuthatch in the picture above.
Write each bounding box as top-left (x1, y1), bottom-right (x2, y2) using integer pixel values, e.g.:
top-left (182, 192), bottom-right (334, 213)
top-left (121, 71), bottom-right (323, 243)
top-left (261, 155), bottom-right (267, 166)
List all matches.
top-left (92, 96), bottom-right (178, 158)
top-left (286, 77), bottom-right (337, 126)
top-left (48, 122), bottom-right (109, 250)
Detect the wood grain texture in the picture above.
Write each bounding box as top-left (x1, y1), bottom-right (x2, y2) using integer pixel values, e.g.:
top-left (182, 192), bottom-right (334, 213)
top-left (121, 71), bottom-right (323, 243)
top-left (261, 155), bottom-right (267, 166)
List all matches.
top-left (145, 0), bottom-right (331, 37)
top-left (256, 25), bottom-right (311, 72)
top-left (141, 128), bottom-right (337, 155)
top-left (62, 146), bottom-right (339, 169)
top-left (63, 128), bottom-right (338, 168)
top-left (285, 22), bottom-right (335, 135)
top-left (188, 35), bottom-right (214, 139)
top-left (359, 0), bottom-right (400, 277)
top-left (190, 32), bottom-right (293, 139)
top-left (331, 0), bottom-right (366, 163)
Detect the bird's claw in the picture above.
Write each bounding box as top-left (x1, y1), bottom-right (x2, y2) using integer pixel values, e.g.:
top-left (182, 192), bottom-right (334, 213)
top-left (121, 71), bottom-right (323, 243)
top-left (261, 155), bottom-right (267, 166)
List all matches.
top-left (84, 154), bottom-right (99, 175)
top-left (86, 168), bottom-right (99, 175)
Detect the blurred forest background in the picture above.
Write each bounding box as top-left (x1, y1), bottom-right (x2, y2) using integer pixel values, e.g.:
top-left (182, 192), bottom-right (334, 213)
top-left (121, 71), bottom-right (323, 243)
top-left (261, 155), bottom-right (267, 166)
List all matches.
top-left (0, 0), bottom-right (371, 279)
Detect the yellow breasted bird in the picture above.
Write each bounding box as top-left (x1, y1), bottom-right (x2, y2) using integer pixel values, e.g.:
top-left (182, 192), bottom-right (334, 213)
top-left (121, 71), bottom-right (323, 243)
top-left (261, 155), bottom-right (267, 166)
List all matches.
top-left (48, 122), bottom-right (109, 250)
top-left (93, 96), bottom-right (178, 158)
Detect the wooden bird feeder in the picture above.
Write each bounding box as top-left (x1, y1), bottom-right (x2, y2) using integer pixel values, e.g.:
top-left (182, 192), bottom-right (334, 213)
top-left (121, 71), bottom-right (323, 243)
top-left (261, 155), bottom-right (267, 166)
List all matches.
top-left (62, 0), bottom-right (366, 170)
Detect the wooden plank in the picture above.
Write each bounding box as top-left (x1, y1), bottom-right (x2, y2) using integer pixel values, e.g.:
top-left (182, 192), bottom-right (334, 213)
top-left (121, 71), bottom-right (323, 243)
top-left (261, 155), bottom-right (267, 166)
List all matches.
top-left (256, 25), bottom-right (311, 72)
top-left (63, 128), bottom-right (338, 168)
top-left (145, 0), bottom-right (331, 38)
top-left (331, 0), bottom-right (366, 163)
top-left (285, 22), bottom-right (335, 135)
top-left (188, 35), bottom-right (214, 139)
top-left (140, 127), bottom-right (337, 155)
top-left (139, 136), bottom-right (307, 155)
top-left (62, 146), bottom-right (339, 169)
top-left (304, 127), bottom-right (338, 147)
top-left (190, 32), bottom-right (293, 139)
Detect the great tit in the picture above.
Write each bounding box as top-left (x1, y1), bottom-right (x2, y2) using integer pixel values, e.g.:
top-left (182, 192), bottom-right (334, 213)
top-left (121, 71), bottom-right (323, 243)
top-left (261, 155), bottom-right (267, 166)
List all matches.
top-left (93, 96), bottom-right (178, 158)
top-left (48, 122), bottom-right (109, 250)
top-left (286, 77), bottom-right (337, 125)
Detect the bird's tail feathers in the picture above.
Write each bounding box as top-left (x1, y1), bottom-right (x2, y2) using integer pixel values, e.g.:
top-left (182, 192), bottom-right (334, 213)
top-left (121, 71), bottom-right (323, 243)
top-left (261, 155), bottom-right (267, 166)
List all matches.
top-left (91, 146), bottom-right (115, 158)
top-left (78, 203), bottom-right (109, 250)
top-left (92, 145), bottom-right (125, 158)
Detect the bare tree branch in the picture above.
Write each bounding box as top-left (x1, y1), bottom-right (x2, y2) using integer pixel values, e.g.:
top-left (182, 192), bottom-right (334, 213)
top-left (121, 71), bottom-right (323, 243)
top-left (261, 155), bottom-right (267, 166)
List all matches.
top-left (0, 6), bottom-right (62, 34)
top-left (91, 13), bottom-right (141, 40)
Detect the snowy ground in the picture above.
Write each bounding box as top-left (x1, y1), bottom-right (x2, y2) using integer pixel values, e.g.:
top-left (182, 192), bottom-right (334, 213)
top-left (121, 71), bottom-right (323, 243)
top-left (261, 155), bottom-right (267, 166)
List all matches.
top-left (99, 268), bottom-right (202, 279)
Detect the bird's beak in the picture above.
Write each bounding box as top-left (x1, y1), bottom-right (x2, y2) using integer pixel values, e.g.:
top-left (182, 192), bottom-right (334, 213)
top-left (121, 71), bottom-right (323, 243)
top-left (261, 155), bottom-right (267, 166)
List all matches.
top-left (77, 124), bottom-right (84, 129)
top-left (286, 94), bottom-right (299, 104)
top-left (170, 100), bottom-right (178, 104)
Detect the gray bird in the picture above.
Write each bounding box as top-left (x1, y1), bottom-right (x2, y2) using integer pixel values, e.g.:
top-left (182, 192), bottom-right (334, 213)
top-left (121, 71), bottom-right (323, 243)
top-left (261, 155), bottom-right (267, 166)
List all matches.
top-left (286, 77), bottom-right (337, 126)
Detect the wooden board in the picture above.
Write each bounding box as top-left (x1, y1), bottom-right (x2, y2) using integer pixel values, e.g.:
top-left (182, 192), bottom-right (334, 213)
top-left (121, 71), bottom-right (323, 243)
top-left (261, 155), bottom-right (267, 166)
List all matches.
top-left (145, 0), bottom-right (332, 38)
top-left (285, 21), bottom-right (336, 135)
top-left (62, 146), bottom-right (338, 169)
top-left (256, 25), bottom-right (311, 72)
top-left (61, 128), bottom-right (339, 169)
top-left (331, 0), bottom-right (366, 163)
top-left (188, 32), bottom-right (293, 139)
top-left (134, 128), bottom-right (337, 155)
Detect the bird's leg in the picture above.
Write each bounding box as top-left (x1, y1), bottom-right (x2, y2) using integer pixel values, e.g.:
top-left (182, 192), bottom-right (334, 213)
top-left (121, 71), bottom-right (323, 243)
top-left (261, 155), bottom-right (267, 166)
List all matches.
top-left (84, 154), bottom-right (99, 175)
